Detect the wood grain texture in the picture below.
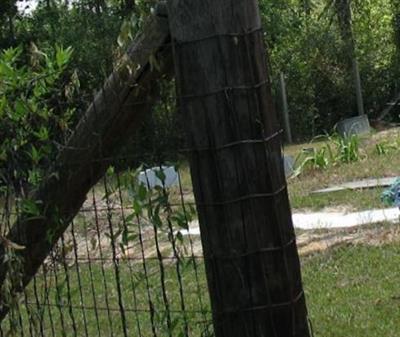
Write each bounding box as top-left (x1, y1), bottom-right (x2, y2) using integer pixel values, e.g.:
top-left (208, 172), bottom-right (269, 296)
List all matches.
top-left (0, 10), bottom-right (171, 320)
top-left (168, 0), bottom-right (310, 336)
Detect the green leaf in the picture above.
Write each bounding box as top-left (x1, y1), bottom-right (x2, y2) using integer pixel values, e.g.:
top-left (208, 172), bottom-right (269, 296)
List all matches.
top-left (34, 127), bottom-right (49, 141)
top-left (55, 46), bottom-right (73, 69)
top-left (155, 168), bottom-right (166, 184)
top-left (20, 198), bottom-right (41, 216)
top-left (137, 183), bottom-right (147, 201)
top-left (125, 213), bottom-right (135, 223)
top-left (107, 166), bottom-right (115, 176)
top-left (14, 100), bottom-right (27, 120)
top-left (133, 199), bottom-right (143, 215)
top-left (176, 231), bottom-right (184, 243)
top-left (27, 145), bottom-right (41, 164)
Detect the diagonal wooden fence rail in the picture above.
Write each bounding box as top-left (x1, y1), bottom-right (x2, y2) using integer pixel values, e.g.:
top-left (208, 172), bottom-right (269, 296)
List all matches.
top-left (0, 6), bottom-right (171, 321)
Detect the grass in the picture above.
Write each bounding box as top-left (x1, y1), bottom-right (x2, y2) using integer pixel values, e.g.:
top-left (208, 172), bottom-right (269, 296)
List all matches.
top-left (303, 243), bottom-right (400, 337)
top-left (94, 128), bottom-right (400, 214)
top-left (168, 128), bottom-right (400, 212)
top-left (4, 237), bottom-right (400, 337)
top-left (3, 129), bottom-right (400, 336)
top-left (5, 258), bottom-right (212, 337)
top-left (291, 187), bottom-right (386, 211)
top-left (287, 128), bottom-right (400, 212)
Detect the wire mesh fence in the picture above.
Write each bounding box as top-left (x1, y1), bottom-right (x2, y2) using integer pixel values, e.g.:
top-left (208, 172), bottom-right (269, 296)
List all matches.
top-left (0, 154), bottom-right (214, 337)
top-left (2, 78), bottom-right (400, 337)
top-left (2, 1), bottom-right (400, 336)
top-left (0, 6), bottom-right (310, 335)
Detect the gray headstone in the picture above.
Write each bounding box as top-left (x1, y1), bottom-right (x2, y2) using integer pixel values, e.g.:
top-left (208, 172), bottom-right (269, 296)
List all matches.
top-left (138, 166), bottom-right (178, 189)
top-left (284, 155), bottom-right (295, 178)
top-left (336, 115), bottom-right (370, 138)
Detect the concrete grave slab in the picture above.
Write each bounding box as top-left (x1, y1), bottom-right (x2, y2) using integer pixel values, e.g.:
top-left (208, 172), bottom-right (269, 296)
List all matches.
top-left (312, 177), bottom-right (397, 194)
top-left (179, 207), bottom-right (400, 235)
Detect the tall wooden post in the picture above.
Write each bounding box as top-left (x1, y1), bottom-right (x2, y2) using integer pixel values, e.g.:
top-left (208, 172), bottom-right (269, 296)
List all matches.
top-left (280, 72), bottom-right (293, 143)
top-left (353, 58), bottom-right (365, 116)
top-left (168, 1), bottom-right (310, 336)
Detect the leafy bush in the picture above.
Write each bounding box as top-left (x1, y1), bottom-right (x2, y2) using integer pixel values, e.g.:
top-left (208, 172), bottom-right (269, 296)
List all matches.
top-left (0, 44), bottom-right (77, 194)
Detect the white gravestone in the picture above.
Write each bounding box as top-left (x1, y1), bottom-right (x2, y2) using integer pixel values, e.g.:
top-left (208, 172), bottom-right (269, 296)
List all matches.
top-left (138, 166), bottom-right (178, 189)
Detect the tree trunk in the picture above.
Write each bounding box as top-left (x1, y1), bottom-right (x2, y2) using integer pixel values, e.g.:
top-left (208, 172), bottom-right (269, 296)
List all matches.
top-left (0, 8), bottom-right (171, 321)
top-left (167, 1), bottom-right (310, 336)
top-left (392, 0), bottom-right (400, 89)
top-left (335, 0), bottom-right (365, 116)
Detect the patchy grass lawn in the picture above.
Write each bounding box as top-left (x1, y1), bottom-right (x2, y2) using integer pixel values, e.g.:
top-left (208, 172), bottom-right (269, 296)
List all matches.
top-left (303, 242), bottom-right (400, 337)
top-left (8, 232), bottom-right (399, 337)
top-left (286, 128), bottom-right (400, 212)
top-left (172, 128), bottom-right (400, 212)
top-left (291, 187), bottom-right (386, 211)
top-left (286, 130), bottom-right (400, 335)
top-left (4, 129), bottom-right (400, 336)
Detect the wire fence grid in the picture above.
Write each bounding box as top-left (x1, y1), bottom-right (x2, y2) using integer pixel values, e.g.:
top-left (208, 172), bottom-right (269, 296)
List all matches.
top-left (0, 153), bottom-right (214, 337)
top-left (0, 38), bottom-right (306, 333)
top-left (2, 5), bottom-right (400, 336)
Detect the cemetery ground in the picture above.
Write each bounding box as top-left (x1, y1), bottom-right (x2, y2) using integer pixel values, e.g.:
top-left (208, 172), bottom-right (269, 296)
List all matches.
top-left (162, 125), bottom-right (400, 336)
top-left (287, 127), bottom-right (400, 336)
top-left (287, 128), bottom-right (400, 212)
top-left (12, 127), bottom-right (400, 336)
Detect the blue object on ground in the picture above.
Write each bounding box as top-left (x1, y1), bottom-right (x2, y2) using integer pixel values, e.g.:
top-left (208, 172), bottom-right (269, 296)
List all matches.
top-left (381, 177), bottom-right (400, 207)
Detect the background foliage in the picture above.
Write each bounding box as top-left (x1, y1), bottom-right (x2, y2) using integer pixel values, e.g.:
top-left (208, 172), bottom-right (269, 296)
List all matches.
top-left (1, 0), bottom-right (400, 162)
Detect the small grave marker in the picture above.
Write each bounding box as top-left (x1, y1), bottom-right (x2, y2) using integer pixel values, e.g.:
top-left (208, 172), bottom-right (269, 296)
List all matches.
top-left (336, 115), bottom-right (370, 137)
top-left (138, 166), bottom-right (178, 189)
top-left (284, 155), bottom-right (295, 177)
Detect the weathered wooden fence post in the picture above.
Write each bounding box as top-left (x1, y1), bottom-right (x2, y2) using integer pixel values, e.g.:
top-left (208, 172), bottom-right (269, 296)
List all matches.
top-left (168, 1), bottom-right (310, 336)
top-left (353, 58), bottom-right (365, 116)
top-left (280, 72), bottom-right (293, 144)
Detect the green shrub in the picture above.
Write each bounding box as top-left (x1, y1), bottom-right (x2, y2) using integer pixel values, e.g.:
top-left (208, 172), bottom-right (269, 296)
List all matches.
top-left (0, 44), bottom-right (77, 193)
